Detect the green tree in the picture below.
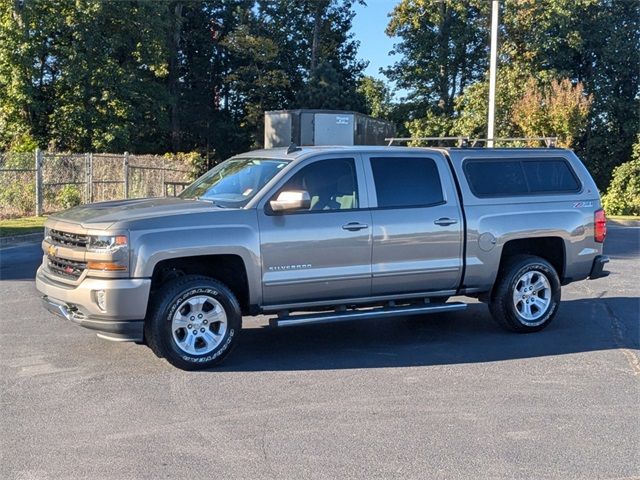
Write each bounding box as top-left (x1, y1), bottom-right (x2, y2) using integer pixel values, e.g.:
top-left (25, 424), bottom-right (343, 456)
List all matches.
top-left (0, 0), bottom-right (59, 150)
top-left (513, 78), bottom-right (592, 148)
top-left (601, 137), bottom-right (640, 216)
top-left (452, 65), bottom-right (535, 139)
top-left (1, 0), bottom-right (172, 153)
top-left (386, 0), bottom-right (639, 188)
top-left (385, 0), bottom-right (489, 122)
top-left (0, 0), bottom-right (370, 159)
top-left (293, 0), bottom-right (367, 112)
top-left (357, 76), bottom-right (393, 119)
top-left (296, 61), bottom-right (365, 111)
top-left (500, 0), bottom-right (640, 186)
top-left (221, 23), bottom-right (289, 147)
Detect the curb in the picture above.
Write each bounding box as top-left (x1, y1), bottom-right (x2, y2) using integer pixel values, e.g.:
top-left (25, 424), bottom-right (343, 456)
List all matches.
top-left (0, 232), bottom-right (44, 248)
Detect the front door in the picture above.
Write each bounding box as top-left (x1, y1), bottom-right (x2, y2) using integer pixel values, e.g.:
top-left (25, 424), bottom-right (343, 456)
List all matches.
top-left (258, 156), bottom-right (372, 306)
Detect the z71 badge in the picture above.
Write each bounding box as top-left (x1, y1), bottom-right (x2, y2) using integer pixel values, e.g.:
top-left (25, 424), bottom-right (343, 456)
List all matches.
top-left (573, 201), bottom-right (593, 208)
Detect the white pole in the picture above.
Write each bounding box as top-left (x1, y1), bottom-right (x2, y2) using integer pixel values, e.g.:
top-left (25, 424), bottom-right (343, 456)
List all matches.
top-left (487, 0), bottom-right (499, 148)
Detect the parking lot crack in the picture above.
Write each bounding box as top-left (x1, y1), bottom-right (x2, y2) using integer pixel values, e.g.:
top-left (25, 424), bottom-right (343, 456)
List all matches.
top-left (259, 417), bottom-right (274, 478)
top-left (604, 300), bottom-right (640, 376)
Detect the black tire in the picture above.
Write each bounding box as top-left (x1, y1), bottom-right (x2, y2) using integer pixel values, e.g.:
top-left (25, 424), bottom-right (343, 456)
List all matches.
top-left (489, 255), bottom-right (561, 333)
top-left (145, 275), bottom-right (241, 370)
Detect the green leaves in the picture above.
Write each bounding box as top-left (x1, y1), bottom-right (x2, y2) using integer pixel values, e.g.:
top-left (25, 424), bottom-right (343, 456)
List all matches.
top-left (601, 137), bottom-right (640, 216)
top-left (385, 0), bottom-right (489, 116)
top-left (357, 76), bottom-right (393, 119)
top-left (0, 0), bottom-right (367, 158)
top-left (387, 0), bottom-right (639, 189)
top-left (513, 78), bottom-right (592, 148)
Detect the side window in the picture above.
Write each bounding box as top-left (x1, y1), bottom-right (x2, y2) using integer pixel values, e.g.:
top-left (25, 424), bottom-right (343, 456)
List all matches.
top-left (522, 160), bottom-right (580, 193)
top-left (464, 160), bottom-right (528, 196)
top-left (370, 157), bottom-right (444, 208)
top-left (464, 158), bottom-right (581, 197)
top-left (279, 158), bottom-right (358, 211)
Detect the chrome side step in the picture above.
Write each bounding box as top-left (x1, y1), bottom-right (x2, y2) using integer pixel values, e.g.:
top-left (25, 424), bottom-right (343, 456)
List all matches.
top-left (272, 302), bottom-right (467, 328)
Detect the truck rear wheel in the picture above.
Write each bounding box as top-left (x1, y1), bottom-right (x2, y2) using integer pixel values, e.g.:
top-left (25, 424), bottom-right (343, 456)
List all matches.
top-left (145, 275), bottom-right (241, 370)
top-left (489, 255), bottom-right (560, 333)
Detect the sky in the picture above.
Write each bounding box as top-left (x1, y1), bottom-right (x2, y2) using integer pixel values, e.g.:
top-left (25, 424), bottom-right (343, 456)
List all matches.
top-left (351, 0), bottom-right (401, 86)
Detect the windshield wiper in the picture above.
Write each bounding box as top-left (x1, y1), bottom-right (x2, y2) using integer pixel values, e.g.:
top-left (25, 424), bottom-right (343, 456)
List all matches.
top-left (195, 197), bottom-right (227, 208)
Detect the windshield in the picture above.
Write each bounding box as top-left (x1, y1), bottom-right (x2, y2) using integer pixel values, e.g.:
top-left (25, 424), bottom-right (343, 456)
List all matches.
top-left (180, 158), bottom-right (289, 207)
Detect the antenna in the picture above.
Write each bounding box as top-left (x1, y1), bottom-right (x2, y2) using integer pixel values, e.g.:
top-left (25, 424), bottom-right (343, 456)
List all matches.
top-left (286, 143), bottom-right (302, 154)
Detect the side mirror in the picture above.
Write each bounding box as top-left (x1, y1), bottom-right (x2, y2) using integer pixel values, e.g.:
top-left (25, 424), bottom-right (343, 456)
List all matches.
top-left (269, 190), bottom-right (311, 212)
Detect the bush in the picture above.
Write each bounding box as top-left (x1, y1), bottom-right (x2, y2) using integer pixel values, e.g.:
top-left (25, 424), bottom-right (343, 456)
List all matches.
top-left (9, 134), bottom-right (39, 153)
top-left (57, 185), bottom-right (82, 210)
top-left (164, 151), bottom-right (207, 179)
top-left (601, 137), bottom-right (640, 216)
top-left (0, 182), bottom-right (35, 217)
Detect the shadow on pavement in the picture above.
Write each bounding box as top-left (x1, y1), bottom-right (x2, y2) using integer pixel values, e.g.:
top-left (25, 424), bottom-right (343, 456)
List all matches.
top-left (218, 297), bottom-right (639, 372)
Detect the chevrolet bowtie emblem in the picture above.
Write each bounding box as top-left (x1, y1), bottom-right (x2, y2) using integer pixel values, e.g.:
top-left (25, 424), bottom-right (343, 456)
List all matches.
top-left (48, 245), bottom-right (57, 257)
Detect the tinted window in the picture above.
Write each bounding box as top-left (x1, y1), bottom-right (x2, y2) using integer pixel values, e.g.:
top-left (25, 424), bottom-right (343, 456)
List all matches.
top-left (371, 157), bottom-right (444, 208)
top-left (522, 160), bottom-right (580, 192)
top-left (464, 160), bottom-right (528, 196)
top-left (279, 158), bottom-right (358, 211)
top-left (464, 158), bottom-right (580, 197)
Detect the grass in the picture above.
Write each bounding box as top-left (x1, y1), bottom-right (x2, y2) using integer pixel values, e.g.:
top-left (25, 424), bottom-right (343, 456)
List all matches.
top-left (0, 216), bottom-right (47, 237)
top-left (609, 215), bottom-right (639, 221)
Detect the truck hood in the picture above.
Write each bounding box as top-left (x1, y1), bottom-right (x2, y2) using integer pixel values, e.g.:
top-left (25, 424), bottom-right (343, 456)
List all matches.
top-left (48, 197), bottom-right (217, 229)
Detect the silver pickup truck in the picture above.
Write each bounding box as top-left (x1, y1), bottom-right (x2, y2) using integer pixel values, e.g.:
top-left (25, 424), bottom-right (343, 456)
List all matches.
top-left (36, 146), bottom-right (609, 370)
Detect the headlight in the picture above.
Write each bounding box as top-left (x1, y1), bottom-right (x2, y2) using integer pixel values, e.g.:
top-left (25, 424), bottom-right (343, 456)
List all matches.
top-left (87, 234), bottom-right (128, 253)
top-left (86, 234), bottom-right (129, 272)
top-left (44, 226), bottom-right (51, 241)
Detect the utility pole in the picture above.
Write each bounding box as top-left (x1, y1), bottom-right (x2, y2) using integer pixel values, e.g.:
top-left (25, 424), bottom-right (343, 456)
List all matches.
top-left (487, 0), bottom-right (499, 148)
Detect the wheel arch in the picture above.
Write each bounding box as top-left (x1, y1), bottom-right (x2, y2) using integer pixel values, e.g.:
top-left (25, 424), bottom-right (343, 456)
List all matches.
top-left (149, 254), bottom-right (252, 315)
top-left (495, 236), bottom-right (566, 286)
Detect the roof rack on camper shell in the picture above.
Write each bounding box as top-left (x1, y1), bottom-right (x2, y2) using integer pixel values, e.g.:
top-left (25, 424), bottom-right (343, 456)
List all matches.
top-left (385, 136), bottom-right (558, 148)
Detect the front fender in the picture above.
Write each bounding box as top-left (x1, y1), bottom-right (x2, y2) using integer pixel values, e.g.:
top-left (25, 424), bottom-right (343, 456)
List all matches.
top-left (128, 218), bottom-right (262, 306)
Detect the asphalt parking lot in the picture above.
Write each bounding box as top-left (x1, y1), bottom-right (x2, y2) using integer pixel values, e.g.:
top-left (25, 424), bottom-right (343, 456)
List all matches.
top-left (1, 226), bottom-right (638, 480)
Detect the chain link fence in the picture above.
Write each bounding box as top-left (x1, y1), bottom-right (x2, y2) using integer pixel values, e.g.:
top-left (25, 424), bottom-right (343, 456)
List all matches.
top-left (0, 150), bottom-right (195, 219)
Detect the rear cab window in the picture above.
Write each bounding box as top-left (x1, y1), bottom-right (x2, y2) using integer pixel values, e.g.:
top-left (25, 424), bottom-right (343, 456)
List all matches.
top-left (463, 157), bottom-right (581, 197)
top-left (370, 156), bottom-right (445, 208)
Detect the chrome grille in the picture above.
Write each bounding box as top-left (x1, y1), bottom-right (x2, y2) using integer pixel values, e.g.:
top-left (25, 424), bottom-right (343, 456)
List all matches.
top-left (50, 229), bottom-right (89, 248)
top-left (47, 256), bottom-right (86, 280)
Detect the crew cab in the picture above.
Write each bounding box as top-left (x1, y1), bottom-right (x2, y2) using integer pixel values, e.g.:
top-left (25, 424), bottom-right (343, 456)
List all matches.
top-left (36, 146), bottom-right (609, 369)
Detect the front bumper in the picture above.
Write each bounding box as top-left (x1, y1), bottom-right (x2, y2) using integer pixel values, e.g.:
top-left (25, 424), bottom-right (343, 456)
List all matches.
top-left (589, 255), bottom-right (610, 280)
top-left (36, 266), bottom-right (151, 341)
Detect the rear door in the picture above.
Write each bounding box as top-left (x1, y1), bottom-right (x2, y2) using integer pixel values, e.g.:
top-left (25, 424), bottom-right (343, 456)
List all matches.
top-left (363, 152), bottom-right (463, 296)
top-left (258, 155), bottom-right (372, 306)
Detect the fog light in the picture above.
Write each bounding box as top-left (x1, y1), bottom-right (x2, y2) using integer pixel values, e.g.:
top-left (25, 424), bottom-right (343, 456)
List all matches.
top-left (95, 290), bottom-right (107, 311)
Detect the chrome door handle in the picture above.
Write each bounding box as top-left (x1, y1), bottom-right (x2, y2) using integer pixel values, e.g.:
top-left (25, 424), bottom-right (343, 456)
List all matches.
top-left (434, 217), bottom-right (458, 226)
top-left (342, 222), bottom-right (369, 231)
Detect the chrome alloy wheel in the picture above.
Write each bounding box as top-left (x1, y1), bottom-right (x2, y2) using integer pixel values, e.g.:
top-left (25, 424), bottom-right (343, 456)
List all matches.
top-left (512, 270), bottom-right (551, 325)
top-left (171, 295), bottom-right (227, 355)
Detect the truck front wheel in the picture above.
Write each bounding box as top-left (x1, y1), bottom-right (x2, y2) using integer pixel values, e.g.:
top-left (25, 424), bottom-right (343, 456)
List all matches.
top-left (489, 255), bottom-right (561, 333)
top-left (145, 275), bottom-right (241, 370)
